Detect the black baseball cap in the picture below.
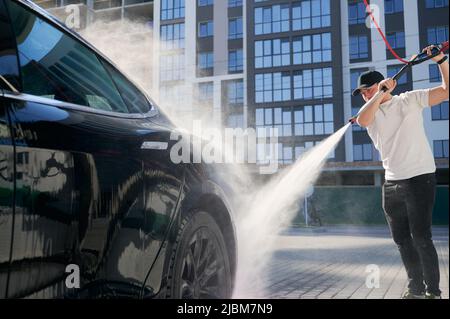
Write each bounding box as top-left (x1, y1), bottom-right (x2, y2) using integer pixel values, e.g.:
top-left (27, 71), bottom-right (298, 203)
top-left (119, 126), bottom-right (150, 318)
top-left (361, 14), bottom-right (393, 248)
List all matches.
top-left (352, 70), bottom-right (385, 96)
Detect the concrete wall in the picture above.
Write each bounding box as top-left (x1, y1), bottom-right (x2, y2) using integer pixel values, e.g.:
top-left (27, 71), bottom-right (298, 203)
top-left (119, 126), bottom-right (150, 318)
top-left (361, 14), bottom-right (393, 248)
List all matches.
top-left (298, 185), bottom-right (449, 225)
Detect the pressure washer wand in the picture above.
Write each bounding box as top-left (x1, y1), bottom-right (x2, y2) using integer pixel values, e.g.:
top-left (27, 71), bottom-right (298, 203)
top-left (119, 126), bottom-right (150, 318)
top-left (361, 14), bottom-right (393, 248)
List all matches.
top-left (349, 41), bottom-right (449, 124)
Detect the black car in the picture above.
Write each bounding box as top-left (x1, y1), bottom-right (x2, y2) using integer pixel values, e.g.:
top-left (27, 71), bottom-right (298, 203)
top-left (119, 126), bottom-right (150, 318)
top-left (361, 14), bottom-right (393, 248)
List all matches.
top-left (0, 0), bottom-right (236, 299)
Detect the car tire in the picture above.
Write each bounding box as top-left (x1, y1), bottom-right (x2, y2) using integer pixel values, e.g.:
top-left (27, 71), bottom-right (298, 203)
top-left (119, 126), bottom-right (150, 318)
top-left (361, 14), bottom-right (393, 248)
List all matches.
top-left (166, 210), bottom-right (232, 299)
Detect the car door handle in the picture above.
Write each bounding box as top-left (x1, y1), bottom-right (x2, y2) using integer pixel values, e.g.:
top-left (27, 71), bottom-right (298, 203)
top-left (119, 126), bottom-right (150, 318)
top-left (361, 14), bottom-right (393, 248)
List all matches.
top-left (140, 141), bottom-right (169, 150)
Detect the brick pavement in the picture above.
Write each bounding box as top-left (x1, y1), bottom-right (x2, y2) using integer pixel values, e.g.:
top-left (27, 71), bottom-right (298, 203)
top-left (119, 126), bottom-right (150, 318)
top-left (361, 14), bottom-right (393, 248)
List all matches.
top-left (264, 226), bottom-right (449, 299)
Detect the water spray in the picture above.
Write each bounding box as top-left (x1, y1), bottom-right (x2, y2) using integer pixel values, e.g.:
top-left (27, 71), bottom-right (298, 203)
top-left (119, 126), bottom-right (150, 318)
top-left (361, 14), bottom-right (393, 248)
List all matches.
top-left (81, 16), bottom-right (449, 299)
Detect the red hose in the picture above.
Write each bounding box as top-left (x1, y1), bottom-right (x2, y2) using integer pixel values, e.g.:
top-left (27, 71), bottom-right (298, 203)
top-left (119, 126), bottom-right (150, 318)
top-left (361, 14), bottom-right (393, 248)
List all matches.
top-left (363, 0), bottom-right (410, 64)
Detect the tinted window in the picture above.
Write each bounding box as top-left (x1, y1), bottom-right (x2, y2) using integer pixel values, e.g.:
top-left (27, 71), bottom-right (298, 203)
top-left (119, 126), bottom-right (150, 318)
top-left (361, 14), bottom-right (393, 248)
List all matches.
top-left (0, 0), bottom-right (20, 91)
top-left (6, 1), bottom-right (129, 113)
top-left (102, 61), bottom-right (151, 114)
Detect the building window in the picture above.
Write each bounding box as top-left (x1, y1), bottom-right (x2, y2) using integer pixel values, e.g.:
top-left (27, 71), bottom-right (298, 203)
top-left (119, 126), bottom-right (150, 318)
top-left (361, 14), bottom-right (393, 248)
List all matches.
top-left (429, 64), bottom-right (442, 82)
top-left (292, 0), bottom-right (331, 30)
top-left (351, 107), bottom-right (364, 131)
top-left (257, 142), bottom-right (288, 165)
top-left (385, 0), bottom-right (403, 14)
top-left (256, 108), bottom-right (281, 138)
top-left (227, 80), bottom-right (244, 104)
top-left (293, 68), bottom-right (332, 100)
top-left (198, 0), bottom-right (213, 6)
top-left (254, 4), bottom-right (290, 35)
top-left (255, 72), bottom-right (291, 103)
top-left (197, 82), bottom-right (214, 103)
top-left (314, 104), bottom-right (334, 135)
top-left (433, 140), bottom-right (449, 158)
top-left (198, 21), bottom-right (214, 37)
top-left (160, 23), bottom-right (185, 50)
top-left (159, 54), bottom-right (185, 82)
top-left (293, 33), bottom-right (331, 65)
top-left (425, 0), bottom-right (449, 8)
top-left (255, 38), bottom-right (290, 68)
top-left (283, 145), bottom-right (294, 164)
top-left (255, 108), bottom-right (268, 137)
top-left (350, 69), bottom-right (367, 94)
top-left (161, 0), bottom-right (185, 20)
top-left (159, 84), bottom-right (185, 108)
top-left (353, 144), bottom-right (373, 161)
top-left (227, 113), bottom-right (244, 128)
top-left (386, 31), bottom-right (405, 49)
top-left (282, 109), bottom-right (292, 136)
top-left (387, 65), bottom-right (407, 85)
top-left (348, 1), bottom-right (366, 25)
top-left (427, 26), bottom-right (449, 44)
top-left (294, 106), bottom-right (313, 135)
top-left (296, 141), bottom-right (335, 159)
top-left (295, 142), bottom-right (316, 159)
top-left (293, 104), bottom-right (333, 136)
top-left (256, 143), bottom-right (269, 165)
top-left (431, 101), bottom-right (449, 120)
top-left (351, 69), bottom-right (368, 132)
top-left (228, 0), bottom-right (242, 7)
top-left (349, 35), bottom-right (369, 60)
top-left (229, 49), bottom-right (243, 72)
top-left (229, 17), bottom-right (243, 39)
top-left (255, 108), bottom-right (291, 138)
top-left (198, 52), bottom-right (214, 70)
top-left (276, 144), bottom-right (293, 164)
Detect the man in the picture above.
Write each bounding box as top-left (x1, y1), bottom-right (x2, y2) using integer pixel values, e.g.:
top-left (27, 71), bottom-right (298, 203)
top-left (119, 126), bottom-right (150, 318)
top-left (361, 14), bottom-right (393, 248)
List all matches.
top-left (354, 45), bottom-right (449, 299)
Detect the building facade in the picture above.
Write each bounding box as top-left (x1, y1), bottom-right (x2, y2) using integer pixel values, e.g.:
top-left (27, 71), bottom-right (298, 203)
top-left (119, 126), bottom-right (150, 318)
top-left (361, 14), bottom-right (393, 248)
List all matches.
top-left (33, 0), bottom-right (448, 185)
top-left (34, 0), bottom-right (154, 25)
top-left (152, 0), bottom-right (448, 185)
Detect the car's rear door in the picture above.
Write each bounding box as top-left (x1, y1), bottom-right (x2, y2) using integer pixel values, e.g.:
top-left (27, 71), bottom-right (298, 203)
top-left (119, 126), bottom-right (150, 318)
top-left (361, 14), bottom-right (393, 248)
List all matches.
top-left (0, 92), bottom-right (14, 300)
top-left (0, 0), bottom-right (22, 299)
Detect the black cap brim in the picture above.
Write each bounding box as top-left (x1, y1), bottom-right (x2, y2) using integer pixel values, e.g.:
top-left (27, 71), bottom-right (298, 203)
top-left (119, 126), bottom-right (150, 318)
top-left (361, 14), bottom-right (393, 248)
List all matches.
top-left (352, 84), bottom-right (369, 97)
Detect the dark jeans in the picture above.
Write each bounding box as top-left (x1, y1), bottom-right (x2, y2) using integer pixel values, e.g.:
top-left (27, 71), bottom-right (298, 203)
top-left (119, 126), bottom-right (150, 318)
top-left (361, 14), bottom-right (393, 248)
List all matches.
top-left (382, 173), bottom-right (441, 295)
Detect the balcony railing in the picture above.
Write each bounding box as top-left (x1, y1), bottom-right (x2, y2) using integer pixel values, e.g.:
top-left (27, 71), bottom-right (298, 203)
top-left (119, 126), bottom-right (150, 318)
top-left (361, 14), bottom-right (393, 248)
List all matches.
top-left (33, 0), bottom-right (152, 10)
top-left (34, 0), bottom-right (87, 9)
top-left (93, 0), bottom-right (152, 10)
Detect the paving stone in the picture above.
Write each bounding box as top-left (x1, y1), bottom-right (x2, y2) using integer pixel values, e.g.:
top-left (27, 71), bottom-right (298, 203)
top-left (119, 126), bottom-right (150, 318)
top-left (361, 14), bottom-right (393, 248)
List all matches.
top-left (263, 226), bottom-right (449, 299)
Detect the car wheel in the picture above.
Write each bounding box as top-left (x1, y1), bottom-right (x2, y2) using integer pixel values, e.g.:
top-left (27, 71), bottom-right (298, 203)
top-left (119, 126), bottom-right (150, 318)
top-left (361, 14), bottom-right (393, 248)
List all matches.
top-left (166, 210), bottom-right (232, 299)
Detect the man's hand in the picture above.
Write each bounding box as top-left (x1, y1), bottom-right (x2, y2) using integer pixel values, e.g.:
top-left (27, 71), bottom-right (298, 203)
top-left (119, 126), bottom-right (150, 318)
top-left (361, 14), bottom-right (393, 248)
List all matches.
top-left (425, 44), bottom-right (449, 106)
top-left (378, 78), bottom-right (397, 94)
top-left (423, 45), bottom-right (445, 63)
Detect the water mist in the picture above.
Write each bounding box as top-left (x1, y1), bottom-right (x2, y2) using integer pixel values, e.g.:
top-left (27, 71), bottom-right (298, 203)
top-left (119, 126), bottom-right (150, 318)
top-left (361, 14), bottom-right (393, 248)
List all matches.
top-left (81, 20), bottom-right (351, 299)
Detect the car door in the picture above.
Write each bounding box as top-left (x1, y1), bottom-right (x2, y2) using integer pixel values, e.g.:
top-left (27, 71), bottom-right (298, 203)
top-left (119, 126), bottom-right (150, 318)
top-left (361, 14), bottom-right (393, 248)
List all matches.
top-left (0, 92), bottom-right (14, 299)
top-left (0, 0), bottom-right (21, 299)
top-left (3, 0), bottom-right (183, 298)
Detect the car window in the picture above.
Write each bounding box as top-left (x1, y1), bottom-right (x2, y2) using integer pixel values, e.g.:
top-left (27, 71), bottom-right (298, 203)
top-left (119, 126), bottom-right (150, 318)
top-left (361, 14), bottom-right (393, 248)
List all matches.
top-left (102, 61), bottom-right (151, 114)
top-left (0, 0), bottom-right (20, 91)
top-left (6, 1), bottom-right (129, 114)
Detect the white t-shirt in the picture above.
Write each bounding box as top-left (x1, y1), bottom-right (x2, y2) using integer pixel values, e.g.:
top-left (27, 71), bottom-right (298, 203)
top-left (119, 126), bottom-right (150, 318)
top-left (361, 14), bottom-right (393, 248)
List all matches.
top-left (365, 89), bottom-right (436, 181)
